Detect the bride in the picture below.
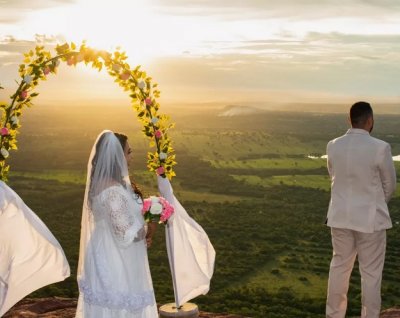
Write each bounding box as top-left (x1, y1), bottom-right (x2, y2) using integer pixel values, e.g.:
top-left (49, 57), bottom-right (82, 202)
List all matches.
top-left (75, 130), bottom-right (158, 318)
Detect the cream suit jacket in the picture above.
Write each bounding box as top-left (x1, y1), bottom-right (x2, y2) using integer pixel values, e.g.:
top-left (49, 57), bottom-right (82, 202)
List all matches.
top-left (326, 128), bottom-right (397, 233)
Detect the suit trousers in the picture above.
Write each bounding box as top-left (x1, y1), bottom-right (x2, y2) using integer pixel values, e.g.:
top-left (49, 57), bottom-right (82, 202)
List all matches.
top-left (326, 228), bottom-right (386, 318)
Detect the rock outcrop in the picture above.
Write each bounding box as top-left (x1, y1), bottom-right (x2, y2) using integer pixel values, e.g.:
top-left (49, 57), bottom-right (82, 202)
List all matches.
top-left (3, 297), bottom-right (399, 318)
top-left (3, 298), bottom-right (246, 318)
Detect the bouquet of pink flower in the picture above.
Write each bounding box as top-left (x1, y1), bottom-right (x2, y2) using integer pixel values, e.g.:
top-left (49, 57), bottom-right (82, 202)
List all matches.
top-left (142, 196), bottom-right (174, 224)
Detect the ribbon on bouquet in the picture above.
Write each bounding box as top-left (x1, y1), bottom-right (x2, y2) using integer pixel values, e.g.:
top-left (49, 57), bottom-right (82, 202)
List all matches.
top-left (157, 176), bottom-right (216, 307)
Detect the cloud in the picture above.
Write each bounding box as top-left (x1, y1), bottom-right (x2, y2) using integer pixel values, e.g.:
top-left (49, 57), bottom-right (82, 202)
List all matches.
top-left (0, 0), bottom-right (399, 104)
top-left (0, 0), bottom-right (75, 23)
top-left (0, 0), bottom-right (74, 9)
top-left (152, 0), bottom-right (400, 20)
top-left (190, 31), bottom-right (400, 68)
top-left (0, 34), bottom-right (61, 54)
top-left (0, 35), bottom-right (63, 90)
top-left (145, 45), bottom-right (400, 103)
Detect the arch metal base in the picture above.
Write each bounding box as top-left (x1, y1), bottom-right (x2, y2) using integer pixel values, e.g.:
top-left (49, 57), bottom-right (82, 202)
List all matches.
top-left (159, 303), bottom-right (199, 318)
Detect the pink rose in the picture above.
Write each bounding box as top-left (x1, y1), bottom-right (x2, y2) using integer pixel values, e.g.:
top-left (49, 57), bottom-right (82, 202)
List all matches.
top-left (160, 199), bottom-right (174, 222)
top-left (160, 213), bottom-right (168, 223)
top-left (20, 91), bottom-right (28, 99)
top-left (154, 130), bottom-right (162, 139)
top-left (120, 72), bottom-right (130, 80)
top-left (145, 98), bottom-right (152, 106)
top-left (156, 166), bottom-right (165, 175)
top-left (142, 198), bottom-right (152, 213)
top-left (0, 127), bottom-right (9, 136)
top-left (159, 197), bottom-right (166, 206)
top-left (43, 67), bottom-right (50, 75)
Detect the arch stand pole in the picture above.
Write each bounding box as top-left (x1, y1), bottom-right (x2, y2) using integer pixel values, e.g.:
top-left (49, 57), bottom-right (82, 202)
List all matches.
top-left (159, 223), bottom-right (199, 318)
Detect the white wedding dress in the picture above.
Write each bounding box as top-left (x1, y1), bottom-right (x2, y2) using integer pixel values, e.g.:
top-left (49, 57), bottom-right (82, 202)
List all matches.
top-left (76, 184), bottom-right (158, 318)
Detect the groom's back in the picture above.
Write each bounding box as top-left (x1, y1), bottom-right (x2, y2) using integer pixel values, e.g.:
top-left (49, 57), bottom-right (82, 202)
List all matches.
top-left (326, 128), bottom-right (392, 233)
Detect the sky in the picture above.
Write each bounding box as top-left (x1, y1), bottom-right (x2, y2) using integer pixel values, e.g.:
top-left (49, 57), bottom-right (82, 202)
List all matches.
top-left (1, 0), bottom-right (400, 108)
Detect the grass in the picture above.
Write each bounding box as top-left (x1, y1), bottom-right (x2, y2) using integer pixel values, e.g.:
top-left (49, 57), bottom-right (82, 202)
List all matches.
top-left (172, 131), bottom-right (324, 161)
top-left (175, 190), bottom-right (242, 203)
top-left (233, 174), bottom-right (331, 191)
top-left (233, 174), bottom-right (400, 197)
top-left (225, 249), bottom-right (329, 299)
top-left (10, 170), bottom-right (86, 184)
top-left (244, 264), bottom-right (328, 299)
top-left (210, 158), bottom-right (326, 170)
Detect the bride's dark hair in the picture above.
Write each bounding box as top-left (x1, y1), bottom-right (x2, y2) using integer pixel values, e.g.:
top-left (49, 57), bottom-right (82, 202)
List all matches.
top-left (114, 132), bottom-right (144, 201)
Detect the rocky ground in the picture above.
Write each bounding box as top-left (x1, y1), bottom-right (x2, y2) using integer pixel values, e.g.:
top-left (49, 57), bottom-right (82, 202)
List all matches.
top-left (3, 297), bottom-right (246, 318)
top-left (3, 298), bottom-right (399, 318)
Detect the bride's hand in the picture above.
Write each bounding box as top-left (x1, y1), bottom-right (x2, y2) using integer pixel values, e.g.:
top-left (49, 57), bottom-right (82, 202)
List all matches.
top-left (133, 227), bottom-right (146, 242)
top-left (146, 236), bottom-right (153, 248)
top-left (145, 222), bottom-right (157, 248)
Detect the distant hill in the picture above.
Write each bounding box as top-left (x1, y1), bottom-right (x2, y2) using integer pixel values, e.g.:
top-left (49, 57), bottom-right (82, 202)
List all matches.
top-left (196, 102), bottom-right (400, 117)
top-left (218, 105), bottom-right (265, 117)
top-left (276, 103), bottom-right (400, 114)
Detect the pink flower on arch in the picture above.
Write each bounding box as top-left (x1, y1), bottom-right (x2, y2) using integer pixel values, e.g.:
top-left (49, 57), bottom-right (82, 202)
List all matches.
top-left (0, 127), bottom-right (9, 136)
top-left (156, 166), bottom-right (165, 175)
top-left (120, 72), bottom-right (130, 80)
top-left (43, 67), bottom-right (50, 75)
top-left (20, 91), bottom-right (28, 99)
top-left (154, 130), bottom-right (162, 139)
top-left (145, 98), bottom-right (152, 106)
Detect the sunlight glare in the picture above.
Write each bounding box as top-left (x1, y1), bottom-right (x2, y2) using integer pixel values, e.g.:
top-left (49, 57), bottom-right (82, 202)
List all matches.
top-left (64, 0), bottom-right (194, 64)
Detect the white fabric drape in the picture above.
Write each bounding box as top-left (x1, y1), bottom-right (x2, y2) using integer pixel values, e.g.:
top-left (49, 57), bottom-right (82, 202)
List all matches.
top-left (0, 181), bottom-right (70, 316)
top-left (158, 176), bottom-right (215, 307)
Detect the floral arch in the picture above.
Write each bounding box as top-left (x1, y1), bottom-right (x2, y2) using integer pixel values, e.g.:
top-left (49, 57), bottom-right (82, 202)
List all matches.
top-left (0, 42), bottom-right (176, 181)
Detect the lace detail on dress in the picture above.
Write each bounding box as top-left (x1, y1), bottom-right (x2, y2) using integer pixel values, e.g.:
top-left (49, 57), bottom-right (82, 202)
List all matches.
top-left (101, 186), bottom-right (142, 247)
top-left (78, 278), bottom-right (155, 312)
top-left (92, 248), bottom-right (112, 289)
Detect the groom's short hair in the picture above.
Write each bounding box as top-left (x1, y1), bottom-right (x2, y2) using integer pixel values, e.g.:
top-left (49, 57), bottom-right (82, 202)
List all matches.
top-left (350, 101), bottom-right (373, 127)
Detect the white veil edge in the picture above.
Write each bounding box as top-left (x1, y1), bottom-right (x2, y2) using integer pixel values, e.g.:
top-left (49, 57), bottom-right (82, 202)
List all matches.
top-left (77, 130), bottom-right (131, 280)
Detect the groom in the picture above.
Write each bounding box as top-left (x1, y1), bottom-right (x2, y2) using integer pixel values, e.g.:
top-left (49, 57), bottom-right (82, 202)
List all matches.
top-left (325, 101), bottom-right (397, 318)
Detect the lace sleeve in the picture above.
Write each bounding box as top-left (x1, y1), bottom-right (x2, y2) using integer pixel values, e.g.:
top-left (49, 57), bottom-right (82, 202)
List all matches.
top-left (103, 187), bottom-right (143, 247)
